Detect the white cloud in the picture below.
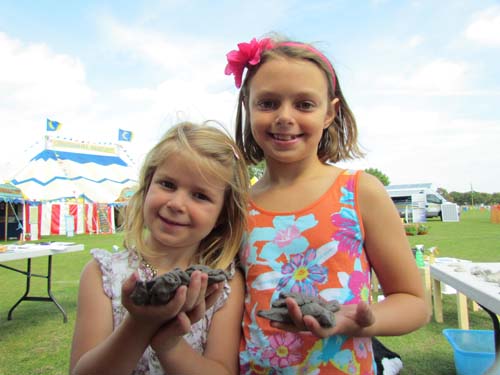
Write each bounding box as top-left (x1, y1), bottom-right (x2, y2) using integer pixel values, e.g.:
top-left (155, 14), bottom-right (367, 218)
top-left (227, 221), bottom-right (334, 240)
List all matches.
top-left (407, 35), bottom-right (424, 48)
top-left (0, 32), bottom-right (99, 181)
top-left (340, 105), bottom-right (500, 193)
top-left (0, 32), bottom-right (95, 113)
top-left (464, 6), bottom-right (500, 47)
top-left (376, 59), bottom-right (469, 94)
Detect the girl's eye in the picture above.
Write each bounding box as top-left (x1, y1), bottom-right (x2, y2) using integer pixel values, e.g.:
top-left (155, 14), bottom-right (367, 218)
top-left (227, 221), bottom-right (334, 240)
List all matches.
top-left (160, 180), bottom-right (176, 190)
top-left (193, 192), bottom-right (211, 202)
top-left (257, 100), bottom-right (277, 110)
top-left (297, 101), bottom-right (315, 111)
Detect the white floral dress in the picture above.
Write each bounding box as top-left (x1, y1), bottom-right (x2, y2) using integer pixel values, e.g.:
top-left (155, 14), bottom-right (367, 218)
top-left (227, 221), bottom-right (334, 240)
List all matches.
top-left (91, 248), bottom-right (233, 375)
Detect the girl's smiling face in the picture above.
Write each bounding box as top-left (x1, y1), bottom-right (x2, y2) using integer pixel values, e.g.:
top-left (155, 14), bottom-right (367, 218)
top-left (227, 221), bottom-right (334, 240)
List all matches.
top-left (248, 56), bottom-right (337, 165)
top-left (143, 153), bottom-right (226, 256)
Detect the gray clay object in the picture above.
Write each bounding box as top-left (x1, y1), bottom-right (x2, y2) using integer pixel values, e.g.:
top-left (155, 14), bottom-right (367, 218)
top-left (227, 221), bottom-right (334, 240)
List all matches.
top-left (257, 291), bottom-right (341, 328)
top-left (130, 265), bottom-right (229, 305)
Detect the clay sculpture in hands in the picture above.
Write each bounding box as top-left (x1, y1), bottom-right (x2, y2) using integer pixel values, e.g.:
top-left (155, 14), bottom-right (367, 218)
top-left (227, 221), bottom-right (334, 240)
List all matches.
top-left (257, 291), bottom-right (341, 328)
top-left (130, 265), bottom-right (229, 306)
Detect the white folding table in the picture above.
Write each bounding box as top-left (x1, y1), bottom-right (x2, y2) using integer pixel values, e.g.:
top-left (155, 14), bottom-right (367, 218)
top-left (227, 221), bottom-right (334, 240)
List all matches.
top-left (430, 261), bottom-right (500, 360)
top-left (0, 242), bottom-right (85, 323)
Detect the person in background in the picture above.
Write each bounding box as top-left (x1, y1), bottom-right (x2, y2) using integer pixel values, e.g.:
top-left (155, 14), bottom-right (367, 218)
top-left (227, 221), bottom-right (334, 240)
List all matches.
top-left (225, 35), bottom-right (430, 374)
top-left (70, 121), bottom-right (249, 375)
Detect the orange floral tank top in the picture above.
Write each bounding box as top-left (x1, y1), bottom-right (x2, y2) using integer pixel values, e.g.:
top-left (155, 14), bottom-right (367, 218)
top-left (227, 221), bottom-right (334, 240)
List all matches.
top-left (239, 170), bottom-right (375, 374)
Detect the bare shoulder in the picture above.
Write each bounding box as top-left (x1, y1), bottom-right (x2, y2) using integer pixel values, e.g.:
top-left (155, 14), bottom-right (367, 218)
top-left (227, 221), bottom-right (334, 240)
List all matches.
top-left (80, 258), bottom-right (103, 281)
top-left (357, 171), bottom-right (392, 209)
top-left (76, 258), bottom-right (108, 300)
top-left (357, 171), bottom-right (403, 234)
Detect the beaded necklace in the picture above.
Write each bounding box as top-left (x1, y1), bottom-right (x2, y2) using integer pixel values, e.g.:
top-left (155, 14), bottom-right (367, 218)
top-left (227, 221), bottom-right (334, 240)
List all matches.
top-left (141, 259), bottom-right (158, 279)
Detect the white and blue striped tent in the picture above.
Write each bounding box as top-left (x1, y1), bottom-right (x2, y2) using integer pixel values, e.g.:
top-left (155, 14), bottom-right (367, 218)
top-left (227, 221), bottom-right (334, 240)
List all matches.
top-left (8, 136), bottom-right (138, 238)
top-left (11, 136), bottom-right (138, 204)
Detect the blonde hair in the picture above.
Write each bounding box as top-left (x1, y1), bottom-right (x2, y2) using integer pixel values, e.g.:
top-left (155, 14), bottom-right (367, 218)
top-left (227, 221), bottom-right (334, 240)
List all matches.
top-left (123, 121), bottom-right (249, 270)
top-left (235, 36), bottom-right (364, 165)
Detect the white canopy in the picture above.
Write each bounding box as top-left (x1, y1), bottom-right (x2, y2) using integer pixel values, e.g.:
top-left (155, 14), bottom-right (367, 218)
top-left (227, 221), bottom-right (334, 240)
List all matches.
top-left (11, 136), bottom-right (138, 203)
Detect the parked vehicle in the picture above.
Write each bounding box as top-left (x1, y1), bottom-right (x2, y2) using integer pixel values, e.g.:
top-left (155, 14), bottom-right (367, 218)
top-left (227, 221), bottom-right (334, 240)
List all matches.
top-left (385, 183), bottom-right (449, 220)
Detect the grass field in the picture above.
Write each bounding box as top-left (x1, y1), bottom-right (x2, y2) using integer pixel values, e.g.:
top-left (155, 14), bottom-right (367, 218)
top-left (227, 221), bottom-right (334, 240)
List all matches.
top-left (0, 209), bottom-right (499, 374)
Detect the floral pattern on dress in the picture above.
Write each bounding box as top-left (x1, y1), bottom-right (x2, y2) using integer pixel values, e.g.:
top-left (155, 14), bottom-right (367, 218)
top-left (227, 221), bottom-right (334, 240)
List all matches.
top-left (331, 207), bottom-right (363, 258)
top-left (240, 170), bottom-right (375, 374)
top-left (262, 332), bottom-right (304, 368)
top-left (277, 249), bottom-right (328, 296)
top-left (91, 248), bottom-right (234, 375)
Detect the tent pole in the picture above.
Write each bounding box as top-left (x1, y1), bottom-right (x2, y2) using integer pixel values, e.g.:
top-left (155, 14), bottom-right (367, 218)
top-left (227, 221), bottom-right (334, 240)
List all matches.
top-left (4, 202), bottom-right (9, 241)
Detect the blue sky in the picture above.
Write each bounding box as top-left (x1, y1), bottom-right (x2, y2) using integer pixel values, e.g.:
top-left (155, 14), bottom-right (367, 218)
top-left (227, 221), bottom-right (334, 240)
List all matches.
top-left (1, 0), bottom-right (499, 193)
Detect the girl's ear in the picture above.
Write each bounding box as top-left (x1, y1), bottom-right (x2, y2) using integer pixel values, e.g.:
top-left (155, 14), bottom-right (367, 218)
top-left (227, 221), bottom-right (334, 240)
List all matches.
top-left (324, 98), bottom-right (340, 129)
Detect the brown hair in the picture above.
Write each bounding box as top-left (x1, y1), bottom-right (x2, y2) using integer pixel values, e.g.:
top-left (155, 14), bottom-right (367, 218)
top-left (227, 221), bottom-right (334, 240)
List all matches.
top-left (123, 121), bottom-right (249, 270)
top-left (234, 37), bottom-right (364, 165)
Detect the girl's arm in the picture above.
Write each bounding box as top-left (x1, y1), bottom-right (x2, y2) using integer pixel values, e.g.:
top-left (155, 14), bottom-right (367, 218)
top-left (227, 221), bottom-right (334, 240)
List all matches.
top-left (69, 260), bottom-right (190, 375)
top-left (274, 172), bottom-right (429, 338)
top-left (155, 268), bottom-right (245, 375)
top-left (356, 171), bottom-right (430, 335)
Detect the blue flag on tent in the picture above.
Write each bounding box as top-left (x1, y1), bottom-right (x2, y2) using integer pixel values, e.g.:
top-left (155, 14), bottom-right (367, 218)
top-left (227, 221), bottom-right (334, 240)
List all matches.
top-left (46, 119), bottom-right (62, 131)
top-left (118, 129), bottom-right (133, 142)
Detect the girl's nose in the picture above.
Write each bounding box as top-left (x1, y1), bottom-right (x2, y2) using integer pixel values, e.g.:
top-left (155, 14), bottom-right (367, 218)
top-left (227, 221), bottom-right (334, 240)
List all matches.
top-left (274, 104), bottom-right (294, 126)
top-left (166, 193), bottom-right (186, 212)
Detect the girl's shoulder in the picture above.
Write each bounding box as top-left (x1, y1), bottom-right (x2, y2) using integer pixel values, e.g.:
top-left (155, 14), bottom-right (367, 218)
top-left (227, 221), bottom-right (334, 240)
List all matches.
top-left (357, 170), bottom-right (397, 216)
top-left (90, 247), bottom-right (131, 264)
top-left (357, 170), bottom-right (389, 200)
top-left (90, 247), bottom-right (139, 277)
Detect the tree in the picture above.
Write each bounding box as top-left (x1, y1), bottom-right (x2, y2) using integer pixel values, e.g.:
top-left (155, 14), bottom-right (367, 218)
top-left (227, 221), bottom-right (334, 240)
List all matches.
top-left (364, 168), bottom-right (390, 186)
top-left (248, 161), bottom-right (265, 180)
top-left (437, 187), bottom-right (452, 202)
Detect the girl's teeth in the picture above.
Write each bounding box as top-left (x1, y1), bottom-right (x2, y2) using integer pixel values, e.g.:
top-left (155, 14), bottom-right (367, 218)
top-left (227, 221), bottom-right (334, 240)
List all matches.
top-left (274, 134), bottom-right (296, 141)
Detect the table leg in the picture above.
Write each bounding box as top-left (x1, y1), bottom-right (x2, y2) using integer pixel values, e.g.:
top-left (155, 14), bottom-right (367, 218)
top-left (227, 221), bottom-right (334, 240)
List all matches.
top-left (7, 258), bottom-right (33, 320)
top-left (432, 278), bottom-right (443, 323)
top-left (480, 305), bottom-right (500, 357)
top-left (419, 266), bottom-right (432, 313)
top-left (45, 255), bottom-right (68, 323)
top-left (456, 292), bottom-right (469, 330)
top-left (4, 255), bottom-right (68, 323)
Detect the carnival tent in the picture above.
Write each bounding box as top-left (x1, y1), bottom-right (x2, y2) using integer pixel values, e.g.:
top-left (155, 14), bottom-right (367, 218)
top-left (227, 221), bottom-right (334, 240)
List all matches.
top-left (0, 183), bottom-right (25, 241)
top-left (9, 136), bottom-right (138, 238)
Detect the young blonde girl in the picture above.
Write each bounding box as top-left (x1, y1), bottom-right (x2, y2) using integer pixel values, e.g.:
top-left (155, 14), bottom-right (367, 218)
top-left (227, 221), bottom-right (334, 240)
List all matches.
top-left (70, 121), bottom-right (249, 374)
top-left (225, 36), bottom-right (429, 374)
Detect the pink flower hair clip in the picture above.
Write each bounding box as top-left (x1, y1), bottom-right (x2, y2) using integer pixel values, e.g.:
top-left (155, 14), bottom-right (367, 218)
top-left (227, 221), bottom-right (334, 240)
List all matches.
top-left (224, 38), bottom-right (274, 88)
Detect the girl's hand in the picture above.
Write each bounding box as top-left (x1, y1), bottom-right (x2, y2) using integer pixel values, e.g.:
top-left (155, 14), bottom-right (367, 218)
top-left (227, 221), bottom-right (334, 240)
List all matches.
top-left (150, 272), bottom-right (224, 353)
top-left (270, 298), bottom-right (375, 339)
top-left (150, 311), bottom-right (192, 353)
top-left (121, 272), bottom-right (188, 330)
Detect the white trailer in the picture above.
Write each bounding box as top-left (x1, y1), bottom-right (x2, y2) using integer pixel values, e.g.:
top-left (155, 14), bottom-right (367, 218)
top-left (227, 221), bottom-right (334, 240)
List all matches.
top-left (385, 183), bottom-right (459, 222)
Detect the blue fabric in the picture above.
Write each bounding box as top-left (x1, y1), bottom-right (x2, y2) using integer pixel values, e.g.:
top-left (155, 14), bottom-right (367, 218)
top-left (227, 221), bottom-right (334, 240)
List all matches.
top-left (31, 150), bottom-right (128, 167)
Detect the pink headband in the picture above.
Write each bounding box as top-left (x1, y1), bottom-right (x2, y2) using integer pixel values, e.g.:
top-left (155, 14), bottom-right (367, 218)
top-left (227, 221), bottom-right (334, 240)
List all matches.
top-left (224, 38), bottom-right (336, 90)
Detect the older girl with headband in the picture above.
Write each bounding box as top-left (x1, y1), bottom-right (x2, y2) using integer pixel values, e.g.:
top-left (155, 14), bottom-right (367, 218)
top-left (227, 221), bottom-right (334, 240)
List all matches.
top-left (225, 36), bottom-right (429, 374)
top-left (70, 121), bottom-right (249, 375)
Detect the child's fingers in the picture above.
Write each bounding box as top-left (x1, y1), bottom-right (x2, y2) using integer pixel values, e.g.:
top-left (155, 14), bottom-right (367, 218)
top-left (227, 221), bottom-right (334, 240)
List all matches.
top-left (205, 282), bottom-right (219, 297)
top-left (121, 272), bottom-right (140, 309)
top-left (159, 285), bottom-right (188, 320)
top-left (205, 282), bottom-right (223, 310)
top-left (186, 298), bottom-right (206, 324)
top-left (303, 316), bottom-right (335, 338)
top-left (270, 321), bottom-right (307, 333)
top-left (190, 272), bottom-right (208, 309)
top-left (355, 301), bottom-right (375, 327)
top-left (285, 297), bottom-right (308, 330)
top-left (183, 271), bottom-right (203, 311)
top-left (122, 272), bottom-right (139, 295)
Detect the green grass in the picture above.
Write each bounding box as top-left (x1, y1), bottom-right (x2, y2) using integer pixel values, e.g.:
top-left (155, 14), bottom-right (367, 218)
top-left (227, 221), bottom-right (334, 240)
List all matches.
top-left (0, 209), bottom-right (499, 374)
